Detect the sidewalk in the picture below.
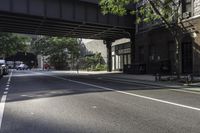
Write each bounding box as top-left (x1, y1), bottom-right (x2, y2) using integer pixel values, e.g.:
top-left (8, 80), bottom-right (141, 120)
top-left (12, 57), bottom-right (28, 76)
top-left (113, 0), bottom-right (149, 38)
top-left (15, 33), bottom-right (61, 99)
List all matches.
top-left (37, 70), bottom-right (200, 88)
top-left (49, 70), bottom-right (186, 88)
top-left (98, 73), bottom-right (200, 88)
top-left (96, 73), bottom-right (184, 88)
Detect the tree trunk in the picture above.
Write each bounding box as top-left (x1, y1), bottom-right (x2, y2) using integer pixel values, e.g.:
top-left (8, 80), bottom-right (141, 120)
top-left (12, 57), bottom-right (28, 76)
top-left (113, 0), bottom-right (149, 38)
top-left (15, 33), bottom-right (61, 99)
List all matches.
top-left (148, 0), bottom-right (182, 79)
top-left (174, 35), bottom-right (181, 78)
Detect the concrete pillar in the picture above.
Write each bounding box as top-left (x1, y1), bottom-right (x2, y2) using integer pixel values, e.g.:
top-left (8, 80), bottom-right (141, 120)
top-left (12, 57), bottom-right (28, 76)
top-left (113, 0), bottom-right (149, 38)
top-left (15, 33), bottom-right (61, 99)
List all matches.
top-left (129, 31), bottom-right (135, 65)
top-left (105, 40), bottom-right (112, 72)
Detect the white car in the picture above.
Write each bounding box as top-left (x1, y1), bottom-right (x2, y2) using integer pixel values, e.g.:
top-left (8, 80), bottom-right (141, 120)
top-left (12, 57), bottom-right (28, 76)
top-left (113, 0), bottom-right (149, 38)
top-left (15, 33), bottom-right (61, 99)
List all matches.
top-left (16, 64), bottom-right (29, 70)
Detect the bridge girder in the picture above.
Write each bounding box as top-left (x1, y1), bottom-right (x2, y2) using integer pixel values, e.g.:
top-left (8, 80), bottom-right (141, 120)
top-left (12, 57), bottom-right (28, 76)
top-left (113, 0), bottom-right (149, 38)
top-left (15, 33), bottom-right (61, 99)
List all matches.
top-left (0, 0), bottom-right (135, 40)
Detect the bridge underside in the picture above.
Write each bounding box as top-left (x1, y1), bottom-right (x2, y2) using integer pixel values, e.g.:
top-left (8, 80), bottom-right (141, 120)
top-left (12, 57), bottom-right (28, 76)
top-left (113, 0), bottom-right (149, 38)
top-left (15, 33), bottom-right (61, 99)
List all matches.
top-left (0, 12), bottom-right (131, 40)
top-left (0, 0), bottom-right (136, 72)
top-left (0, 0), bottom-right (135, 40)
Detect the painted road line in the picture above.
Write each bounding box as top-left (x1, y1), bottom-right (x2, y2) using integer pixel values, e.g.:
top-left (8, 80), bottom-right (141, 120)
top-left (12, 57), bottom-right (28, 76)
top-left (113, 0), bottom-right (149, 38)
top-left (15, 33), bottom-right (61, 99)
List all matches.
top-left (3, 92), bottom-right (8, 95)
top-left (0, 95), bottom-right (7, 129)
top-left (67, 79), bottom-right (200, 111)
top-left (0, 71), bottom-right (13, 130)
top-left (47, 75), bottom-right (200, 112)
top-left (5, 88), bottom-right (9, 91)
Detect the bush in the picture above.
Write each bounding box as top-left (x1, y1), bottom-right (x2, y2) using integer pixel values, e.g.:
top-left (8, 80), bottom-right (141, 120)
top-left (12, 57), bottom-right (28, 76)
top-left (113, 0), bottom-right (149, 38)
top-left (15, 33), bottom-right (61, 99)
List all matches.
top-left (94, 63), bottom-right (107, 71)
top-left (79, 52), bottom-right (106, 71)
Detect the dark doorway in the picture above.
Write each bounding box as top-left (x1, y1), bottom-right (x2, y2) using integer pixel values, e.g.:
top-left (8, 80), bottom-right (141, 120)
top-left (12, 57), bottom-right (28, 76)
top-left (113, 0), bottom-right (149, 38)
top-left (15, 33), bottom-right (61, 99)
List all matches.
top-left (182, 36), bottom-right (193, 74)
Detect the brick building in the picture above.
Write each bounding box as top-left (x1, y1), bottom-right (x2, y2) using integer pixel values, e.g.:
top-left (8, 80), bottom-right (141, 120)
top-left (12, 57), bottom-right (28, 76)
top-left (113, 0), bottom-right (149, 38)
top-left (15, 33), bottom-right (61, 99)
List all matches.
top-left (133, 0), bottom-right (200, 75)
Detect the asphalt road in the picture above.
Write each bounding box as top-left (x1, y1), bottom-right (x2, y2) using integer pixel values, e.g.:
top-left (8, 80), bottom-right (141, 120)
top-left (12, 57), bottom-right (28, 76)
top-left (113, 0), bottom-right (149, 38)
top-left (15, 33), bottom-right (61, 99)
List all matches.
top-left (0, 70), bottom-right (200, 133)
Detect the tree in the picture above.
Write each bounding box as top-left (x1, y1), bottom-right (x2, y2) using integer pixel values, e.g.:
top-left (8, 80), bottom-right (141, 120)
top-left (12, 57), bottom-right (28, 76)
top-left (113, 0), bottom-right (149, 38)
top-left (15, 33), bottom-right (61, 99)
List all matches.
top-left (0, 33), bottom-right (30, 58)
top-left (30, 36), bottom-right (80, 70)
top-left (100, 0), bottom-right (184, 77)
top-left (79, 53), bottom-right (106, 71)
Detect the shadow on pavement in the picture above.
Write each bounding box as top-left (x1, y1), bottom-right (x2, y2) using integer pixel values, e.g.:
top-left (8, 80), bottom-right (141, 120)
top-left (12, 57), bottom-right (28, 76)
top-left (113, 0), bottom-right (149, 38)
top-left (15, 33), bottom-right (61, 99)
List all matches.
top-left (6, 72), bottom-right (194, 103)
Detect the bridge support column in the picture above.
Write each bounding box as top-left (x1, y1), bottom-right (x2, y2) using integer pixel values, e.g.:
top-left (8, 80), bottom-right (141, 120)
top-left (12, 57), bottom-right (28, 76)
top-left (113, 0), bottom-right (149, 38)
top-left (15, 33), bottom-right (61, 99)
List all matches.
top-left (130, 35), bottom-right (135, 65)
top-left (104, 40), bottom-right (113, 72)
top-left (127, 30), bottom-right (135, 65)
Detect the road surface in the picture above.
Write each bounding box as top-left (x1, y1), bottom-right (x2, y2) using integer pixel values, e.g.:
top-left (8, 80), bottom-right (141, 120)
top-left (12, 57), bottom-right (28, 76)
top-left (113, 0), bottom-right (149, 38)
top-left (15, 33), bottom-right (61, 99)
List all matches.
top-left (0, 70), bottom-right (200, 133)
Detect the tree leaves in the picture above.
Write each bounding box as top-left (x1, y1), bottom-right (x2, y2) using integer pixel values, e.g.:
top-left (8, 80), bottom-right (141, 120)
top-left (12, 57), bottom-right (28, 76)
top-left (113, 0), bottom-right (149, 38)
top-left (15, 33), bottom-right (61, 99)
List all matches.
top-left (30, 36), bottom-right (80, 69)
top-left (0, 33), bottom-right (30, 58)
top-left (99, 0), bottom-right (181, 25)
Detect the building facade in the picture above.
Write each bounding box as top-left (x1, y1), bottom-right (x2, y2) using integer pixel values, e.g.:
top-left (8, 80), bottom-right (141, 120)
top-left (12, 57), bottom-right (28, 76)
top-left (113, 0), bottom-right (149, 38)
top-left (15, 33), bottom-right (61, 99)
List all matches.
top-left (133, 0), bottom-right (200, 75)
top-left (81, 40), bottom-right (107, 63)
top-left (83, 0), bottom-right (200, 75)
top-left (112, 39), bottom-right (132, 71)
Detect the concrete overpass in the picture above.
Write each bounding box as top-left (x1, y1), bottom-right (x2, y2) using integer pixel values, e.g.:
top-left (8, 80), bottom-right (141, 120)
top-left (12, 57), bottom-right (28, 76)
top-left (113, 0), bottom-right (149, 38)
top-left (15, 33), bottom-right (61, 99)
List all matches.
top-left (0, 0), bottom-right (136, 71)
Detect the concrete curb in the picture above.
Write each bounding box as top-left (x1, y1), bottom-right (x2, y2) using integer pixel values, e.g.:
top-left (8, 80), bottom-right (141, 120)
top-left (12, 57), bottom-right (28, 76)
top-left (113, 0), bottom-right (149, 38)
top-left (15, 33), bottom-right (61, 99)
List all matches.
top-left (98, 76), bottom-right (183, 89)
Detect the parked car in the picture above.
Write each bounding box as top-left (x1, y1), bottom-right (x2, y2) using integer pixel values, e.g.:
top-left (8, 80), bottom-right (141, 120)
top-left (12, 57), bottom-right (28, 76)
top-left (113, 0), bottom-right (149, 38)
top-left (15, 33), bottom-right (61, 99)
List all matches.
top-left (1, 64), bottom-right (9, 75)
top-left (16, 64), bottom-right (29, 70)
top-left (0, 59), bottom-right (9, 75)
top-left (0, 65), bottom-right (3, 78)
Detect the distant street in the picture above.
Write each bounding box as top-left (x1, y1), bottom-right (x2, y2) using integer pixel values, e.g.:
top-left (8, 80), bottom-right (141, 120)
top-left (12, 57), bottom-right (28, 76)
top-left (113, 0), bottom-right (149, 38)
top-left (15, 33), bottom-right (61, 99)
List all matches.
top-left (0, 70), bottom-right (200, 133)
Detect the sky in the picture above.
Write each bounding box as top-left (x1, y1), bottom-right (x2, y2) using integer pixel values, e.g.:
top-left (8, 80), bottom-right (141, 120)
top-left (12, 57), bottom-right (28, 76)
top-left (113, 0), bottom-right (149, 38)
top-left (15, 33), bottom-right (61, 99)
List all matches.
top-left (82, 39), bottom-right (94, 43)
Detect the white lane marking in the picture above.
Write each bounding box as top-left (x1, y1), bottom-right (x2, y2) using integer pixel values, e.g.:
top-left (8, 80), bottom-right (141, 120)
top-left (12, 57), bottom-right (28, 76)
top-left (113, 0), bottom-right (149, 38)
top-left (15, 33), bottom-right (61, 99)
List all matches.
top-left (48, 75), bottom-right (200, 112)
top-left (21, 95), bottom-right (34, 98)
top-left (0, 71), bottom-right (13, 130)
top-left (0, 95), bottom-right (7, 129)
top-left (5, 88), bottom-right (9, 91)
top-left (92, 106), bottom-right (97, 109)
top-left (31, 112), bottom-right (34, 115)
top-left (3, 92), bottom-right (8, 95)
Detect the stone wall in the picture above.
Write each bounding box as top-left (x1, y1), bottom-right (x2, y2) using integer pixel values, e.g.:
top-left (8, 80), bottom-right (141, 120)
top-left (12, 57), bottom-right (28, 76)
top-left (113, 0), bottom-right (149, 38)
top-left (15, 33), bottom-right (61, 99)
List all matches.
top-left (194, 0), bottom-right (200, 16)
top-left (190, 17), bottom-right (200, 75)
top-left (82, 40), bottom-right (107, 63)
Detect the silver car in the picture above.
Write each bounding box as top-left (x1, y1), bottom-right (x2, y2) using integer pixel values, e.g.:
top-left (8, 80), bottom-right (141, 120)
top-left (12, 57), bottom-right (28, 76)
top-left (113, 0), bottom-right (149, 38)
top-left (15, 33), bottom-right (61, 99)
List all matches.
top-left (16, 64), bottom-right (28, 70)
top-left (0, 60), bottom-right (9, 75)
top-left (0, 65), bottom-right (3, 78)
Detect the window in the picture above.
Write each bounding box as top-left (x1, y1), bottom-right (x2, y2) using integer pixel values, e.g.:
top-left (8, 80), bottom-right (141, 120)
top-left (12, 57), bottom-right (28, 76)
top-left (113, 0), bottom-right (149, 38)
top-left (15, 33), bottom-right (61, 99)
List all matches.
top-left (182, 0), bottom-right (192, 13)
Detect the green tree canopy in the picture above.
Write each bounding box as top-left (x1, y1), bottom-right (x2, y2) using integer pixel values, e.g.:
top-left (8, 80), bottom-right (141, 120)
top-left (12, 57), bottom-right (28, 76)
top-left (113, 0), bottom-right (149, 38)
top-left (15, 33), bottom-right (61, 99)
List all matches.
top-left (31, 37), bottom-right (79, 56)
top-left (99, 0), bottom-right (181, 25)
top-left (79, 52), bottom-right (106, 71)
top-left (100, 0), bottom-right (183, 77)
top-left (30, 36), bottom-right (80, 70)
top-left (0, 33), bottom-right (30, 58)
